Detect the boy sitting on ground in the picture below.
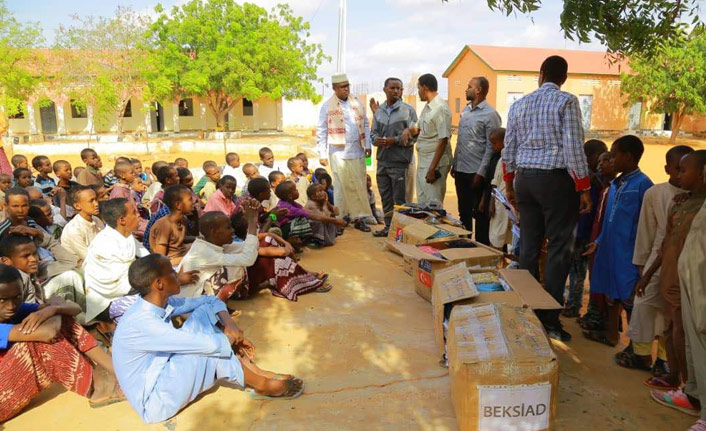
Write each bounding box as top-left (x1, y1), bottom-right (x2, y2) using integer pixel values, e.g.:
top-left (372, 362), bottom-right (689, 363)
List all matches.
top-left (0, 264), bottom-right (123, 422)
top-left (197, 161), bottom-right (222, 203)
top-left (258, 146), bottom-right (287, 178)
top-left (266, 171), bottom-right (285, 210)
top-left (142, 161), bottom-right (168, 207)
top-left (76, 148), bottom-right (104, 186)
top-left (53, 160), bottom-right (79, 218)
top-left (305, 184), bottom-right (346, 247)
top-left (0, 233), bottom-right (86, 322)
top-left (204, 175), bottom-right (240, 217)
top-left (13, 168), bottom-right (33, 189)
top-left (0, 173), bottom-right (11, 215)
top-left (149, 185), bottom-right (197, 267)
top-left (61, 185), bottom-right (104, 261)
top-left (113, 254), bottom-right (303, 424)
top-left (296, 152), bottom-right (311, 179)
top-left (11, 154), bottom-right (29, 171)
top-left (275, 181), bottom-right (314, 249)
top-left (240, 163), bottom-right (260, 197)
top-left (247, 177), bottom-right (287, 234)
top-left (287, 157), bottom-right (309, 206)
top-left (31, 155), bottom-right (56, 196)
top-left (150, 165), bottom-right (180, 215)
top-left (179, 205), bottom-right (259, 300)
top-left (29, 199), bottom-right (64, 239)
top-left (222, 152), bottom-right (246, 195)
top-left (0, 188), bottom-right (78, 280)
top-left (83, 198), bottom-right (149, 323)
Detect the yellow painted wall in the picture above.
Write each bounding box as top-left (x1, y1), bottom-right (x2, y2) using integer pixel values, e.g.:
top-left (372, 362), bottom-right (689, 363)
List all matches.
top-left (446, 49), bottom-right (497, 127)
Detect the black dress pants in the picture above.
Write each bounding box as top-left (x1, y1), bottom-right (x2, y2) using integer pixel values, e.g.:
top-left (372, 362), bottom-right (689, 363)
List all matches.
top-left (454, 171), bottom-right (489, 245)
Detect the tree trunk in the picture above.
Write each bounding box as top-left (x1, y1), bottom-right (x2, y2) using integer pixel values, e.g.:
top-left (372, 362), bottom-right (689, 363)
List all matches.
top-left (115, 99), bottom-right (129, 135)
top-left (669, 110), bottom-right (684, 145)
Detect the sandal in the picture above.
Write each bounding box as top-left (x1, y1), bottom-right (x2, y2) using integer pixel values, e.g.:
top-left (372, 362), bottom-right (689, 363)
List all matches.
top-left (315, 282), bottom-right (333, 293)
top-left (315, 273), bottom-right (329, 283)
top-left (615, 352), bottom-right (652, 371)
top-left (651, 358), bottom-right (671, 378)
top-left (582, 330), bottom-right (618, 347)
top-left (688, 420), bottom-right (706, 431)
top-left (249, 378), bottom-right (304, 400)
top-left (650, 389), bottom-right (700, 416)
top-left (89, 382), bottom-right (126, 408)
top-left (644, 376), bottom-right (680, 390)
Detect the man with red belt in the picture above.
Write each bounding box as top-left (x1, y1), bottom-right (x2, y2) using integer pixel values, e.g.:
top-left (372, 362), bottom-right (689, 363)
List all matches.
top-left (503, 55), bottom-right (591, 342)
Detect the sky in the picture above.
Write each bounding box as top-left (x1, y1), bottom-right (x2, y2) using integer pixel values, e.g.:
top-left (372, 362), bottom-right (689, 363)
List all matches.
top-left (7, 0), bottom-right (614, 97)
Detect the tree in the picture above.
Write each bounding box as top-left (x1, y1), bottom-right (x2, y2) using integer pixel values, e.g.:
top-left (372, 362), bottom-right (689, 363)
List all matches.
top-left (620, 31), bottom-right (706, 144)
top-left (0, 0), bottom-right (44, 133)
top-left (445, 0), bottom-right (703, 58)
top-left (53, 7), bottom-right (149, 134)
top-left (144, 0), bottom-right (327, 130)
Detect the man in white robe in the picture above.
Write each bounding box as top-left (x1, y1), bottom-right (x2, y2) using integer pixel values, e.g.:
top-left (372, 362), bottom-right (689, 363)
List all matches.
top-left (316, 73), bottom-right (374, 232)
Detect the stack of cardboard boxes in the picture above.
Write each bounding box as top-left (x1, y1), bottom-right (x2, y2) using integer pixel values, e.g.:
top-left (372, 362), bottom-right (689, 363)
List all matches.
top-left (385, 211), bottom-right (562, 431)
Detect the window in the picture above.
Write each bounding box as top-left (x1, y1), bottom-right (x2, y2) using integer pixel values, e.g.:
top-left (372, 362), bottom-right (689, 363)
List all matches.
top-left (122, 100), bottom-right (132, 118)
top-left (455, 98), bottom-right (461, 114)
top-left (506, 92), bottom-right (524, 109)
top-left (70, 100), bottom-right (87, 119)
top-left (178, 98), bottom-right (194, 116)
top-left (243, 98), bottom-right (253, 116)
top-left (578, 95), bottom-right (593, 130)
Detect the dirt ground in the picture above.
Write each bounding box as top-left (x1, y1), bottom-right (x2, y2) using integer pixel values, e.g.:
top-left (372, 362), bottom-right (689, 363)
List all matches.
top-left (2, 135), bottom-right (702, 430)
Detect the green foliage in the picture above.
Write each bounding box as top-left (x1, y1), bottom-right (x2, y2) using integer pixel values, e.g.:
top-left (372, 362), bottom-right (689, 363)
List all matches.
top-left (477, 0), bottom-right (703, 57)
top-left (54, 6), bottom-right (149, 133)
top-left (621, 31), bottom-right (706, 141)
top-left (0, 0), bottom-right (43, 126)
top-left (144, 0), bottom-right (328, 129)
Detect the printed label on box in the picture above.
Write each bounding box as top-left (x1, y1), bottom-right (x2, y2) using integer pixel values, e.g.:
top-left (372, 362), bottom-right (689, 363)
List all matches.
top-left (418, 270), bottom-right (432, 288)
top-left (395, 227), bottom-right (403, 242)
top-left (477, 383), bottom-right (551, 431)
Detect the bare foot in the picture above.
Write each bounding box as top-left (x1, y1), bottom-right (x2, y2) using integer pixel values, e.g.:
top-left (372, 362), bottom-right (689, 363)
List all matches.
top-left (255, 377), bottom-right (303, 397)
top-left (239, 355), bottom-right (294, 381)
top-left (89, 366), bottom-right (125, 407)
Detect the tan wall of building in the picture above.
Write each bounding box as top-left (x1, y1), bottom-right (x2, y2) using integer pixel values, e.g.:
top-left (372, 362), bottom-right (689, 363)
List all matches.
top-left (445, 49), bottom-right (706, 134)
top-left (446, 50), bottom-right (497, 127)
top-left (7, 95), bottom-right (282, 136)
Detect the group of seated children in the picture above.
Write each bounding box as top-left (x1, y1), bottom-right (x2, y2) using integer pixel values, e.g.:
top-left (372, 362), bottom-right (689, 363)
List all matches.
top-left (0, 145), bottom-right (362, 423)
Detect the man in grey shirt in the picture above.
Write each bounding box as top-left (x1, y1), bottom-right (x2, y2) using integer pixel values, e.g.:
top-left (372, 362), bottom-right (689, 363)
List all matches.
top-left (452, 77), bottom-right (501, 245)
top-left (369, 78), bottom-right (418, 237)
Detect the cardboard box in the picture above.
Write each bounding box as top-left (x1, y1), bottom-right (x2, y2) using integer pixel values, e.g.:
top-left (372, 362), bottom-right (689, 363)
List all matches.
top-left (448, 303), bottom-right (559, 431)
top-left (388, 239), bottom-right (504, 302)
top-left (431, 265), bottom-right (561, 358)
top-left (387, 212), bottom-right (471, 246)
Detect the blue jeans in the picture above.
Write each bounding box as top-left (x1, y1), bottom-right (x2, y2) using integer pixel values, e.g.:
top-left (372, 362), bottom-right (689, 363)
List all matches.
top-left (565, 237), bottom-right (589, 312)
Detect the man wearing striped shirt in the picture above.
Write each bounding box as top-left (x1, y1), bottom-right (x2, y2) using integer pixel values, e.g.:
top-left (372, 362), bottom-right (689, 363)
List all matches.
top-left (503, 55), bottom-right (592, 342)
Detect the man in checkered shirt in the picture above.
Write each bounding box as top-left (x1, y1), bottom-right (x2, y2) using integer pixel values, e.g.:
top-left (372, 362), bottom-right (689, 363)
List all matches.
top-left (503, 55), bottom-right (592, 343)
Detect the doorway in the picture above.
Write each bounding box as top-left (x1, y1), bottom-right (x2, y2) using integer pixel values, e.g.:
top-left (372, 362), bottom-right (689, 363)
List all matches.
top-left (150, 102), bottom-right (164, 132)
top-left (663, 113), bottom-right (673, 131)
top-left (39, 102), bottom-right (57, 134)
top-left (628, 102), bottom-right (642, 129)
